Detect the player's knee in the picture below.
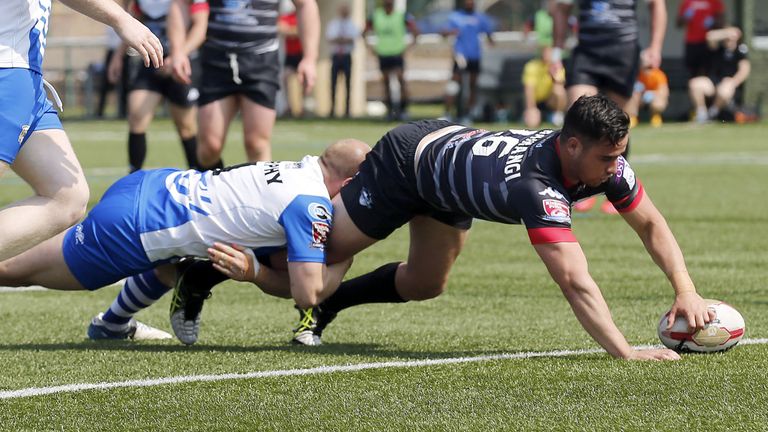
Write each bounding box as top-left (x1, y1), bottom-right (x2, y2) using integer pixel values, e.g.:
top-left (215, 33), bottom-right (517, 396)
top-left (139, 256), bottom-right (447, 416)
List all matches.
top-left (51, 183), bottom-right (89, 229)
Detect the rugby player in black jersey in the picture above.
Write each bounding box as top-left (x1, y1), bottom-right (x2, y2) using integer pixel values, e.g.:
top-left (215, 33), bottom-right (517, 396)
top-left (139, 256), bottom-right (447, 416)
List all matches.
top-left (167, 0), bottom-right (319, 167)
top-left (177, 95), bottom-right (714, 360)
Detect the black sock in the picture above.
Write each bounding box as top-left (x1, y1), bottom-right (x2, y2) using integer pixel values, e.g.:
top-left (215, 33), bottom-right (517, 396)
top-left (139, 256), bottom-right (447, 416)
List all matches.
top-left (320, 262), bottom-right (406, 314)
top-left (184, 260), bottom-right (229, 292)
top-left (181, 136), bottom-right (199, 169)
top-left (128, 132), bottom-right (147, 173)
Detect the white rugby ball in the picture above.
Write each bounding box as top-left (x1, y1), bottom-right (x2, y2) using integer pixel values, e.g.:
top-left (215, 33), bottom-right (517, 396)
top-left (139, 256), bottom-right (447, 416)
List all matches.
top-left (658, 300), bottom-right (745, 353)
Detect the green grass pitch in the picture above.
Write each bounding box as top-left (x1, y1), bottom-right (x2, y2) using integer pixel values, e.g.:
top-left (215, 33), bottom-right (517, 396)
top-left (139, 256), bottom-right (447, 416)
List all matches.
top-left (0, 118), bottom-right (767, 430)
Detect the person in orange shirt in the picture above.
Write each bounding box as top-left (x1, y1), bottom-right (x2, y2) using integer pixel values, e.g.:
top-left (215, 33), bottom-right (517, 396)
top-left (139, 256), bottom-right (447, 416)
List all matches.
top-left (627, 53), bottom-right (669, 128)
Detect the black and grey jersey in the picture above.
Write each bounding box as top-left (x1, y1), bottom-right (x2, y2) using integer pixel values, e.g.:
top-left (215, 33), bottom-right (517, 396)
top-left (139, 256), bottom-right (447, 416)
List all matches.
top-left (413, 124), bottom-right (644, 243)
top-left (559, 0), bottom-right (643, 46)
top-left (199, 0), bottom-right (279, 53)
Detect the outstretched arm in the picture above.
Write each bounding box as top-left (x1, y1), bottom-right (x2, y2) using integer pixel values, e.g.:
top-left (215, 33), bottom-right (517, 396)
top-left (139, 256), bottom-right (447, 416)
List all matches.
top-left (620, 192), bottom-right (715, 329)
top-left (59, 0), bottom-right (163, 68)
top-left (533, 241), bottom-right (680, 361)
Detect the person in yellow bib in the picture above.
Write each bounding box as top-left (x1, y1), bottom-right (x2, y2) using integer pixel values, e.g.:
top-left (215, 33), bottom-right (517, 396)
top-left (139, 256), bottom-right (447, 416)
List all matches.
top-left (523, 46), bottom-right (566, 128)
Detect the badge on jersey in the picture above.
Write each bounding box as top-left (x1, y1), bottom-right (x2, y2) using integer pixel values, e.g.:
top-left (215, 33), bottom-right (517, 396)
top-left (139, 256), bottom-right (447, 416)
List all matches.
top-left (542, 199), bottom-right (571, 224)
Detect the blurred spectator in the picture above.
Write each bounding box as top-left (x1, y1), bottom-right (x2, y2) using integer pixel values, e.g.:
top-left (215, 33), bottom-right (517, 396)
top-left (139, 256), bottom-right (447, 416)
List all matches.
top-left (524, 0), bottom-right (576, 47)
top-left (441, 0), bottom-right (494, 123)
top-left (522, 46), bottom-right (566, 128)
top-left (109, 0), bottom-right (207, 172)
top-left (326, 3), bottom-right (360, 118)
top-left (689, 27), bottom-right (750, 123)
top-left (627, 52), bottom-right (669, 128)
top-left (279, 7), bottom-right (306, 117)
top-left (677, 0), bottom-right (724, 78)
top-left (96, 27), bottom-right (128, 118)
top-left (364, 0), bottom-right (419, 121)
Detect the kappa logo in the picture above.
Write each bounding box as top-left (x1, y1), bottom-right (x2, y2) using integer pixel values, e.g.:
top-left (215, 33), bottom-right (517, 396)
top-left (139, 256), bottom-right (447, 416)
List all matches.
top-left (74, 224), bottom-right (85, 245)
top-left (542, 199), bottom-right (571, 223)
top-left (538, 187), bottom-right (566, 200)
top-left (17, 125), bottom-right (30, 144)
top-left (359, 187), bottom-right (373, 209)
top-left (310, 221), bottom-right (330, 249)
top-left (308, 202), bottom-right (331, 220)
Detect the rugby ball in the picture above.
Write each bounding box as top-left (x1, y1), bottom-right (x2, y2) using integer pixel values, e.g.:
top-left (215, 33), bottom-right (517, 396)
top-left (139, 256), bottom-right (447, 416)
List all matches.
top-left (657, 300), bottom-right (745, 353)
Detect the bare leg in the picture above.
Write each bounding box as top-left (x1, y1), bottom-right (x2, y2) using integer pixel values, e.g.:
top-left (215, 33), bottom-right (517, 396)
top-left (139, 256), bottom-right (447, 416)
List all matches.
top-left (240, 95), bottom-right (276, 162)
top-left (0, 231), bottom-right (84, 290)
top-left (197, 96), bottom-right (239, 168)
top-left (0, 129), bottom-right (89, 261)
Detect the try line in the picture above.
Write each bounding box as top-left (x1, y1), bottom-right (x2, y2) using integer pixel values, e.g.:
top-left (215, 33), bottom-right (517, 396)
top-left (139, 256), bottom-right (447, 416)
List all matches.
top-left (2, 338), bottom-right (767, 400)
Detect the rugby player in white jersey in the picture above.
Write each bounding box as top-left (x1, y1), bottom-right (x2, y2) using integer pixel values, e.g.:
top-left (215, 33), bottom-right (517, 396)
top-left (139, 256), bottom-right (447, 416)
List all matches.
top-left (0, 139), bottom-right (370, 340)
top-left (0, 0), bottom-right (163, 262)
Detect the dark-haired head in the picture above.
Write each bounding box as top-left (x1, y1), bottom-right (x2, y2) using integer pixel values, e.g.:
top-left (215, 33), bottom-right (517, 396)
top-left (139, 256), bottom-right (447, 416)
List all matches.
top-left (560, 94), bottom-right (629, 148)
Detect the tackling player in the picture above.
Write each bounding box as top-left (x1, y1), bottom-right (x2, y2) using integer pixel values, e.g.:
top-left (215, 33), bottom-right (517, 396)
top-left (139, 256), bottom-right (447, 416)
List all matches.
top-left (0, 0), bottom-right (163, 262)
top-left (0, 139), bottom-right (370, 340)
top-left (183, 95), bottom-right (715, 360)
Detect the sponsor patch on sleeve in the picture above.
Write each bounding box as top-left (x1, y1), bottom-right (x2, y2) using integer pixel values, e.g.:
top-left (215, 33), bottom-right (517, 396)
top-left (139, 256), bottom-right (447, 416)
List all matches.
top-left (310, 221), bottom-right (330, 249)
top-left (542, 199), bottom-right (571, 224)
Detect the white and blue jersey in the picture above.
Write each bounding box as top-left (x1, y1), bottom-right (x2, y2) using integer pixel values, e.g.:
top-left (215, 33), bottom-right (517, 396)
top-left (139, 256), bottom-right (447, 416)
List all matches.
top-left (62, 156), bottom-right (333, 289)
top-left (0, 0), bottom-right (62, 164)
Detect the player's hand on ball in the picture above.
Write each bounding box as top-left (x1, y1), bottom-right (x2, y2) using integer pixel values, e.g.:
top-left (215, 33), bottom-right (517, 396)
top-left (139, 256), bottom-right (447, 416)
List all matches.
top-left (115, 15), bottom-right (164, 68)
top-left (626, 348), bottom-right (681, 361)
top-left (667, 292), bottom-right (715, 331)
top-left (208, 242), bottom-right (259, 282)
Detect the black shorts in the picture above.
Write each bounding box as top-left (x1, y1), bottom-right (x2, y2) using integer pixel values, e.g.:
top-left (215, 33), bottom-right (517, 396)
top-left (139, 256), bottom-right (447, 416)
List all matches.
top-left (340, 120), bottom-right (473, 240)
top-left (566, 42), bottom-right (640, 99)
top-left (198, 46), bottom-right (280, 108)
top-left (127, 56), bottom-right (200, 107)
top-left (453, 59), bottom-right (480, 74)
top-left (378, 55), bottom-right (404, 72)
top-left (684, 42), bottom-right (711, 78)
top-left (284, 53), bottom-right (302, 70)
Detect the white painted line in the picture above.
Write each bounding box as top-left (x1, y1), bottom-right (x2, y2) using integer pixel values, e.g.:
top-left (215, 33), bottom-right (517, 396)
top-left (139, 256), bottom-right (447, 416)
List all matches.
top-left (2, 338), bottom-right (766, 400)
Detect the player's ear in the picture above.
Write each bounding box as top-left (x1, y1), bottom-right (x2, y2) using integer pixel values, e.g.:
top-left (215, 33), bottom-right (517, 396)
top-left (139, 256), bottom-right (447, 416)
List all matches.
top-left (341, 177), bottom-right (354, 187)
top-left (566, 136), bottom-right (582, 157)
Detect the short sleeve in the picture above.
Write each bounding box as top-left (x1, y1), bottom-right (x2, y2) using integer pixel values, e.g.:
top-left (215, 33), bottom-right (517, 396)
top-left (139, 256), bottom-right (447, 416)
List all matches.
top-left (278, 195), bottom-right (333, 263)
top-left (604, 156), bottom-right (645, 213)
top-left (514, 180), bottom-right (577, 245)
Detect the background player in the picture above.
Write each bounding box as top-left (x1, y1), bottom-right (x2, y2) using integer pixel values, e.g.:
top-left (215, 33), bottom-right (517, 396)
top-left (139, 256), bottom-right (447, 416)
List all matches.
top-left (108, 0), bottom-right (209, 172)
top-left (0, 139), bottom-right (370, 341)
top-left (168, 0), bottom-right (319, 169)
top-left (0, 0), bottom-right (163, 262)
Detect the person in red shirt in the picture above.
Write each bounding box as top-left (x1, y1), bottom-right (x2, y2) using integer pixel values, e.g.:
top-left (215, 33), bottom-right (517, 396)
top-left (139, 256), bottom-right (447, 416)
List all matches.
top-left (677, 0), bottom-right (725, 78)
top-left (279, 10), bottom-right (306, 117)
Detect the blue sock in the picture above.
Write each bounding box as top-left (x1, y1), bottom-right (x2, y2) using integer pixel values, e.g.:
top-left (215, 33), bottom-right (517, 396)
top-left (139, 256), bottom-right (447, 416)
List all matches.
top-left (101, 270), bottom-right (170, 329)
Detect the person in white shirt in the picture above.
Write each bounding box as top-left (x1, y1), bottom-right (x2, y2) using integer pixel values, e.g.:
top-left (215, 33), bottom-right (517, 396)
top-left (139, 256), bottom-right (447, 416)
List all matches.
top-left (0, 0), bottom-right (163, 262)
top-left (0, 138), bottom-right (370, 341)
top-left (326, 3), bottom-right (360, 118)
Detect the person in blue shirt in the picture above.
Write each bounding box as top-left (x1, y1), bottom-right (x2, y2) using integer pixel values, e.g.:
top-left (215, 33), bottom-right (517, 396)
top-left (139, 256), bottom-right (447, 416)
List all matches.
top-left (441, 0), bottom-right (495, 123)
